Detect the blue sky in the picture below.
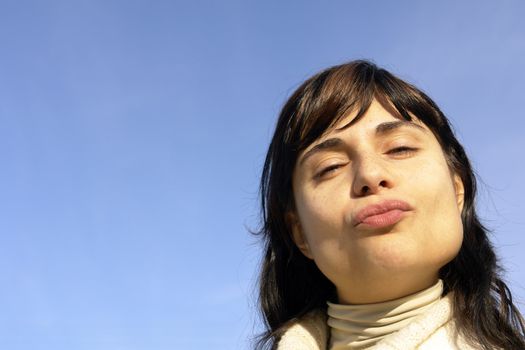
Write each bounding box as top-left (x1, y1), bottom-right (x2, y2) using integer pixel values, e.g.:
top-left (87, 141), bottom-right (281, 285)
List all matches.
top-left (1, 1), bottom-right (524, 349)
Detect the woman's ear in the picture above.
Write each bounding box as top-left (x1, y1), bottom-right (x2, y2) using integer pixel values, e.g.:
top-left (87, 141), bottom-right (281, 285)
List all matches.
top-left (453, 173), bottom-right (465, 213)
top-left (286, 212), bottom-right (314, 260)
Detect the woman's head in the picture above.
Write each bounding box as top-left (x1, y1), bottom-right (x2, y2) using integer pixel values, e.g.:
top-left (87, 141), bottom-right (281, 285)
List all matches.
top-left (262, 60), bottom-right (471, 297)
top-left (289, 97), bottom-right (465, 304)
top-left (256, 60), bottom-right (524, 349)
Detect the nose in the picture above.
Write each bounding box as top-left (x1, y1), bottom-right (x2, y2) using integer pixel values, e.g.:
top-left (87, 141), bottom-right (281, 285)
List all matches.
top-left (351, 155), bottom-right (393, 197)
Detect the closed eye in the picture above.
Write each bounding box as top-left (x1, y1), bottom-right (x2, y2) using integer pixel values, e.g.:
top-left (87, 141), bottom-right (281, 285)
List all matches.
top-left (387, 146), bottom-right (418, 156)
top-left (315, 164), bottom-right (345, 179)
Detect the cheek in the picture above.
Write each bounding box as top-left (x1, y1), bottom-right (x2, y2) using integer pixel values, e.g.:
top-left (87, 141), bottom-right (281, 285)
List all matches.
top-left (410, 152), bottom-right (459, 212)
top-left (296, 189), bottom-right (343, 241)
top-left (294, 187), bottom-right (350, 268)
top-left (411, 161), bottom-right (464, 261)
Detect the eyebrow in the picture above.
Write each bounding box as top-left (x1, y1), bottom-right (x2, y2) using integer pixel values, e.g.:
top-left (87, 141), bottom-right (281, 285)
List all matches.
top-left (299, 120), bottom-right (427, 166)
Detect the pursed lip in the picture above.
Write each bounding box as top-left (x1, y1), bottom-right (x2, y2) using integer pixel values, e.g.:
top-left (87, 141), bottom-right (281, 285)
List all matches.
top-left (353, 199), bottom-right (413, 227)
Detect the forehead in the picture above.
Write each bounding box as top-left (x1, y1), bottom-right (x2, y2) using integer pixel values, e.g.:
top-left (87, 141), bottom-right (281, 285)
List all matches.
top-left (339, 98), bottom-right (424, 129)
top-left (315, 100), bottom-right (428, 144)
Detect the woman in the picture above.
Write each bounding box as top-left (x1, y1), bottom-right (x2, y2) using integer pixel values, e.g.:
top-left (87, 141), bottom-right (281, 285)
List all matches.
top-left (254, 60), bottom-right (525, 349)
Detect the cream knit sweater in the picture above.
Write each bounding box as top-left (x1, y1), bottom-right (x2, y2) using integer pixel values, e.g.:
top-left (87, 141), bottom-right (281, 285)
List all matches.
top-left (276, 293), bottom-right (477, 350)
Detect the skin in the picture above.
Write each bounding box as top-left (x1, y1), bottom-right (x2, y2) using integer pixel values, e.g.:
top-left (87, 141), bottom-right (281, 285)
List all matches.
top-left (289, 99), bottom-right (465, 304)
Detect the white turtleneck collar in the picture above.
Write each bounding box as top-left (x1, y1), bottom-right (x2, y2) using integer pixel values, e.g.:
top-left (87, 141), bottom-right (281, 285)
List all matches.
top-left (326, 279), bottom-right (444, 349)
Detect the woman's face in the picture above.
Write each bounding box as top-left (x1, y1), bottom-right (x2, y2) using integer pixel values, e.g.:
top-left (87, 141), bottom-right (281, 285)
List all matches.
top-left (290, 99), bottom-right (465, 304)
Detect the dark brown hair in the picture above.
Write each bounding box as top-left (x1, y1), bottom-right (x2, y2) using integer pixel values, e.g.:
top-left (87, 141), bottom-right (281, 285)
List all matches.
top-left (254, 60), bottom-right (525, 349)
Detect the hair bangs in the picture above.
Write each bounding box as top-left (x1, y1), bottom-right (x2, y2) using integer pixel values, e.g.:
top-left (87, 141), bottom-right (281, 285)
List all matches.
top-left (285, 62), bottom-right (377, 154)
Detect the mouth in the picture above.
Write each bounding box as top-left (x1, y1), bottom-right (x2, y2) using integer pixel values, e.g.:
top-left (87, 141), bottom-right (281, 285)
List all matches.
top-left (353, 200), bottom-right (413, 229)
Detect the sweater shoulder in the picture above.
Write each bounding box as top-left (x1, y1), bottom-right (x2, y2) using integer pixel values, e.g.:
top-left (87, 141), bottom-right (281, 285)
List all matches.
top-left (417, 319), bottom-right (478, 350)
top-left (276, 309), bottom-right (329, 350)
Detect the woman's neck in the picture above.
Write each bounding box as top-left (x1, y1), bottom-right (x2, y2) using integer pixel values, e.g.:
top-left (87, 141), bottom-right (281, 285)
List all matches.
top-left (336, 273), bottom-right (439, 304)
